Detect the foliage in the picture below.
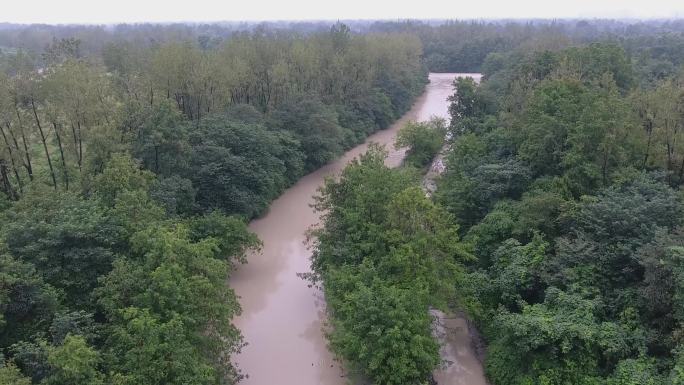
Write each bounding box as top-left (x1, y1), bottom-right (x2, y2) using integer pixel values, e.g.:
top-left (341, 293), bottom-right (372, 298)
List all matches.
top-left (0, 154), bottom-right (259, 384)
top-left (106, 308), bottom-right (215, 385)
top-left (436, 35), bottom-right (684, 385)
top-left (187, 116), bottom-right (299, 217)
top-left (0, 255), bottom-right (58, 347)
top-left (1, 189), bottom-right (118, 309)
top-left (0, 23), bottom-right (428, 383)
top-left (3, 17), bottom-right (684, 385)
top-left (395, 118), bottom-right (446, 168)
top-left (44, 335), bottom-right (103, 385)
top-left (0, 362), bottom-right (30, 385)
top-left (310, 146), bottom-right (470, 384)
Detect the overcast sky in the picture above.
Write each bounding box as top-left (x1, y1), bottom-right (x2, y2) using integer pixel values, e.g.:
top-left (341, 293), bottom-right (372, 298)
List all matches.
top-left (2, 0), bottom-right (684, 24)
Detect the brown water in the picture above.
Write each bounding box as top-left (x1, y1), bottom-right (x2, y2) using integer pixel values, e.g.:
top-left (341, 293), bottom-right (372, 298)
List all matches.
top-left (230, 73), bottom-right (484, 385)
top-left (432, 310), bottom-right (488, 385)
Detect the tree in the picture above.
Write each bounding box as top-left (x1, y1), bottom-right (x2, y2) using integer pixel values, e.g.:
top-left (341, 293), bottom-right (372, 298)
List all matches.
top-left (550, 174), bottom-right (682, 303)
top-left (269, 96), bottom-right (345, 171)
top-left (435, 35), bottom-right (684, 385)
top-left (186, 211), bottom-right (260, 266)
top-left (149, 175), bottom-right (197, 216)
top-left (187, 116), bottom-right (300, 217)
top-left (310, 145), bottom-right (470, 384)
top-left (486, 288), bottom-right (643, 385)
top-left (0, 255), bottom-right (58, 347)
top-left (326, 278), bottom-right (439, 385)
top-left (92, 153), bottom-right (155, 207)
top-left (1, 189), bottom-right (120, 308)
top-left (96, 218), bottom-right (258, 384)
top-left (448, 76), bottom-right (491, 134)
top-left (10, 340), bottom-right (50, 383)
top-left (44, 334), bottom-right (103, 385)
top-left (0, 22), bottom-right (432, 385)
top-left (107, 308), bottom-right (216, 385)
top-left (129, 101), bottom-right (189, 176)
top-left (395, 118), bottom-right (446, 168)
top-left (0, 362), bottom-right (30, 385)
top-left (607, 358), bottom-right (663, 385)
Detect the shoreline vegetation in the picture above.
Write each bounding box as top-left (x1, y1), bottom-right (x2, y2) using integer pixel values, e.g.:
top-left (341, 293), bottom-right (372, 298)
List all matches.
top-left (0, 22), bottom-right (427, 385)
top-left (307, 76), bottom-right (481, 385)
top-left (307, 143), bottom-right (472, 385)
top-left (310, 32), bottom-right (684, 385)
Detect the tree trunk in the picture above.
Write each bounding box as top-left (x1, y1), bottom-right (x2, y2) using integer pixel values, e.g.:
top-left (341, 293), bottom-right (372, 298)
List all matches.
top-left (197, 97), bottom-right (201, 124)
top-left (98, 92), bottom-right (111, 125)
top-left (154, 145), bottom-right (160, 174)
top-left (0, 158), bottom-right (17, 200)
top-left (14, 106), bottom-right (33, 180)
top-left (643, 120), bottom-right (653, 168)
top-left (0, 123), bottom-right (23, 192)
top-left (208, 85), bottom-right (213, 113)
top-left (78, 121), bottom-right (83, 170)
top-left (52, 122), bottom-right (69, 191)
top-left (70, 123), bottom-right (80, 171)
top-left (602, 150), bottom-right (609, 186)
top-left (31, 98), bottom-right (57, 189)
top-left (71, 120), bottom-right (83, 171)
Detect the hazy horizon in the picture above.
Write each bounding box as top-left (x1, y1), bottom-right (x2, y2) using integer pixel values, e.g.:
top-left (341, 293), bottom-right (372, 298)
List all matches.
top-left (2, 0), bottom-right (684, 25)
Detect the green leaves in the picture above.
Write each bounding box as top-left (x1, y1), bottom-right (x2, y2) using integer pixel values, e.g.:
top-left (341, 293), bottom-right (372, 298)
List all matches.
top-left (269, 96), bottom-right (345, 172)
top-left (435, 36), bottom-right (684, 385)
top-left (96, 215), bottom-right (256, 384)
top-left (0, 151), bottom-right (258, 385)
top-left (187, 115), bottom-right (303, 217)
top-left (395, 118), bottom-right (446, 169)
top-left (0, 362), bottom-right (31, 385)
top-left (328, 279), bottom-right (439, 385)
top-left (93, 153), bottom-right (155, 208)
top-left (607, 358), bottom-right (663, 385)
top-left (1, 189), bottom-right (117, 308)
top-left (310, 145), bottom-right (469, 384)
top-left (44, 335), bottom-right (103, 385)
top-left (107, 308), bottom-right (215, 385)
top-left (486, 288), bottom-right (644, 385)
top-left (0, 255), bottom-right (58, 347)
top-left (187, 211), bottom-right (261, 265)
top-left (0, 23), bottom-right (430, 385)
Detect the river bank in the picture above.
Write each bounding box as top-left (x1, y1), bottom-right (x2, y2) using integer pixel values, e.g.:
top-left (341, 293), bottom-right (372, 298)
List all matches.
top-left (421, 73), bottom-right (488, 385)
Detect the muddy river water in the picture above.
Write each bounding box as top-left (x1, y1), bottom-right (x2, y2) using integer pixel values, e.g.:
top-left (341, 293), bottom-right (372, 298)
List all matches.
top-left (230, 73), bottom-right (486, 385)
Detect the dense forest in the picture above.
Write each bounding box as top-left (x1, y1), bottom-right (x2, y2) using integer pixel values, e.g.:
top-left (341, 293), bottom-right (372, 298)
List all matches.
top-left (438, 41), bottom-right (684, 384)
top-left (0, 22), bottom-right (426, 384)
top-left (2, 17), bottom-right (684, 385)
top-left (309, 20), bottom-right (684, 385)
top-left (4, 19), bottom-right (684, 75)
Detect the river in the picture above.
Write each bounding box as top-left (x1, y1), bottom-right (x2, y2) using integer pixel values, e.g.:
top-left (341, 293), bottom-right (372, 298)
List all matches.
top-left (230, 72), bottom-right (485, 385)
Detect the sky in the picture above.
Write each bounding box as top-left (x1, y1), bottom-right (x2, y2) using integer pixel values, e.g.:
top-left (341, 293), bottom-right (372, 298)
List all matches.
top-left (2, 0), bottom-right (684, 24)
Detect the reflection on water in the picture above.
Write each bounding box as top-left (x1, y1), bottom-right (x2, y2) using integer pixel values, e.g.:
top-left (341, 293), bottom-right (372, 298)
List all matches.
top-left (230, 73), bottom-right (485, 384)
